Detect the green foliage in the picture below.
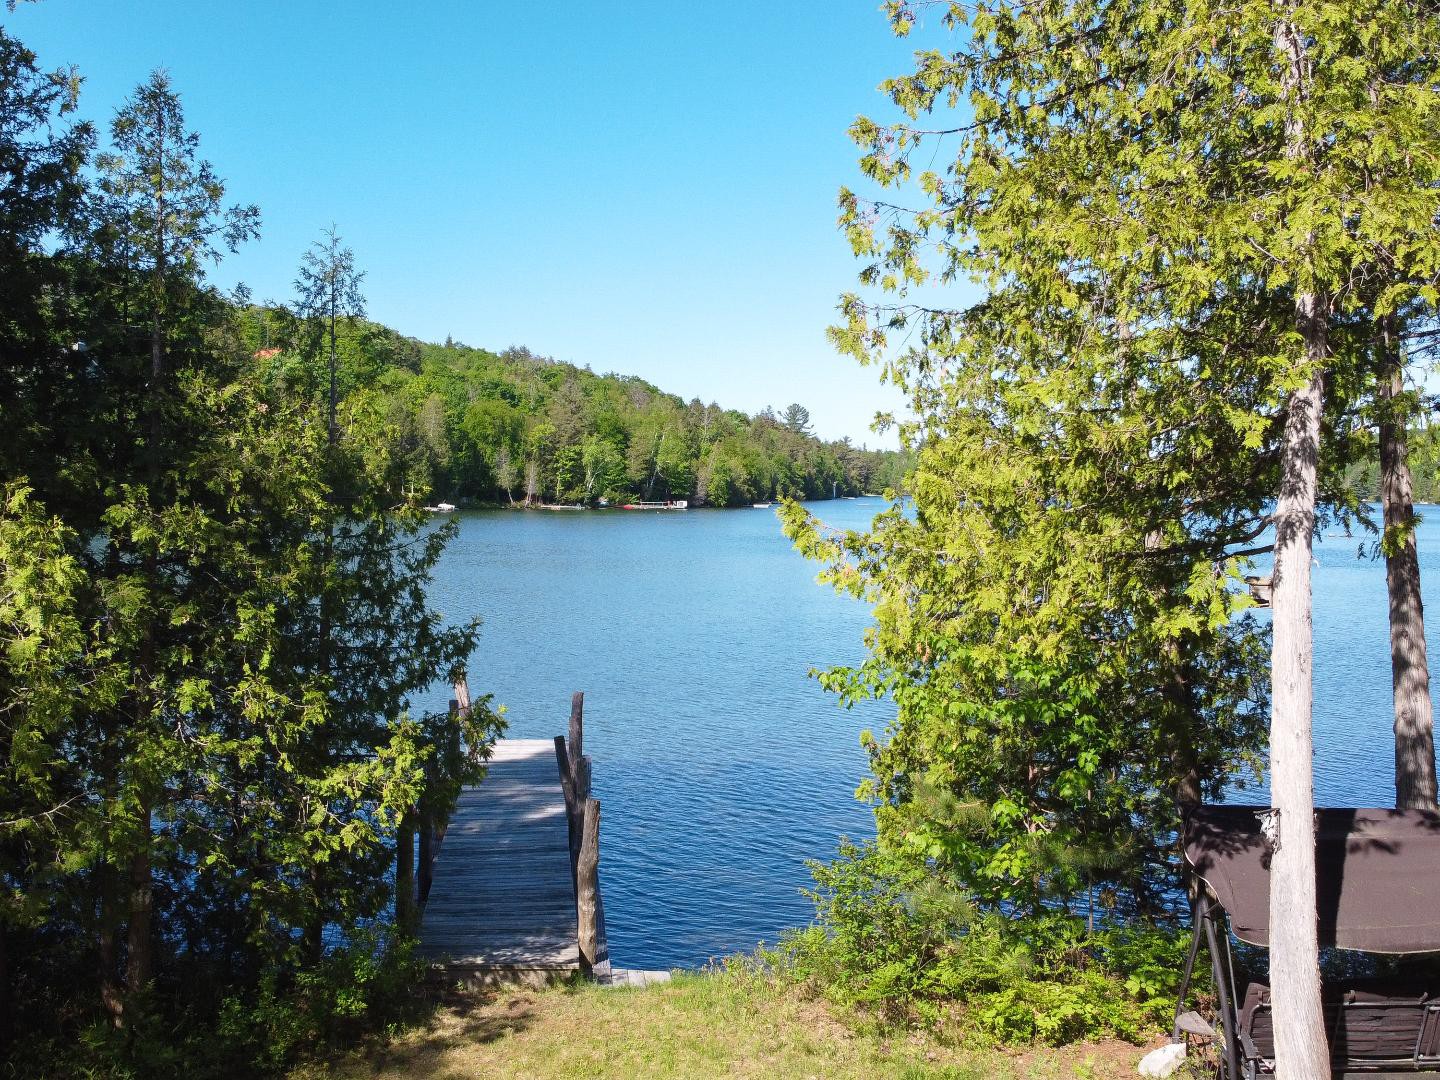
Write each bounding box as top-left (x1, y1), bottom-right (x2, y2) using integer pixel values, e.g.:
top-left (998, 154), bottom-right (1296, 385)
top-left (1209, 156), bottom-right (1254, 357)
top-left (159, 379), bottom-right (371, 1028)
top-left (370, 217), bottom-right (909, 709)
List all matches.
top-left (244, 319), bottom-right (909, 507)
top-left (785, 0), bottom-right (1440, 1047)
top-left (1344, 426), bottom-right (1440, 510)
top-left (0, 30), bottom-right (501, 1076)
top-left (209, 931), bottom-right (426, 1076)
top-left (5, 931), bottom-right (426, 1079)
top-left (776, 843), bottom-right (1197, 1045)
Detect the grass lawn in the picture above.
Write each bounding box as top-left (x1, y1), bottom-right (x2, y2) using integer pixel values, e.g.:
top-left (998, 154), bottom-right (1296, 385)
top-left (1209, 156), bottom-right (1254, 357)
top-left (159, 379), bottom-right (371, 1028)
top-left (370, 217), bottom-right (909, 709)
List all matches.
top-left (301, 970), bottom-right (1158, 1079)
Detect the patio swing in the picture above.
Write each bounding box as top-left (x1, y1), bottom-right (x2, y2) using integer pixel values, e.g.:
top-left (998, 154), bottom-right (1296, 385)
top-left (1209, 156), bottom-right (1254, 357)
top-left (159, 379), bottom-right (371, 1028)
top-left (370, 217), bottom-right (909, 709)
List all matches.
top-left (1172, 805), bottom-right (1440, 1079)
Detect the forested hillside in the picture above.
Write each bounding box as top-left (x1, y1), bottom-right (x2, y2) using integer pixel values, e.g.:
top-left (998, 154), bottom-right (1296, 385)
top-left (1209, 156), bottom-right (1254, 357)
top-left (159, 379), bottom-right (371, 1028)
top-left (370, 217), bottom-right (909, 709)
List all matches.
top-left (240, 310), bottom-right (908, 507)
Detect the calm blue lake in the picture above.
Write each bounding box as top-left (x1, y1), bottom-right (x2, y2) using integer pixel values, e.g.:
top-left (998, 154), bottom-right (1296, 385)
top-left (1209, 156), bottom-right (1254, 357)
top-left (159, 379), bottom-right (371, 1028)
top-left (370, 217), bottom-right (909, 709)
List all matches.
top-left (412, 500), bottom-right (1440, 969)
top-left (1278, 512), bottom-right (1440, 808)
top-left (412, 498), bottom-right (889, 970)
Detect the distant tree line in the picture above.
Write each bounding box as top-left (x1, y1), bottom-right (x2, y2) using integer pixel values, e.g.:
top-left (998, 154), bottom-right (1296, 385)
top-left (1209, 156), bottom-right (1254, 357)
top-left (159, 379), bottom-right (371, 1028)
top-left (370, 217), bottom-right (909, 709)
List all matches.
top-left (1347, 423), bottom-right (1440, 506)
top-left (239, 313), bottom-right (910, 507)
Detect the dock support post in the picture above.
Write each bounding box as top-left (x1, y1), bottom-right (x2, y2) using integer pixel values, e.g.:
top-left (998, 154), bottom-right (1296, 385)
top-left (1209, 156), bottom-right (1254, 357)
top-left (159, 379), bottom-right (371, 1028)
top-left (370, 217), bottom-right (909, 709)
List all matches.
top-left (554, 692), bottom-right (609, 979)
top-left (577, 798), bottom-right (601, 974)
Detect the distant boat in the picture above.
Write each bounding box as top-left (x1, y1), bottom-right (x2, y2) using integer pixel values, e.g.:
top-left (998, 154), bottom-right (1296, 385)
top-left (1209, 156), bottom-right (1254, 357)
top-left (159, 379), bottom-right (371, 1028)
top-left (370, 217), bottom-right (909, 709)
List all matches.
top-left (862, 492), bottom-right (881, 497)
top-left (538, 503), bottom-right (586, 511)
top-left (752, 502), bottom-right (772, 509)
top-left (620, 500), bottom-right (688, 510)
top-left (424, 501), bottom-right (457, 513)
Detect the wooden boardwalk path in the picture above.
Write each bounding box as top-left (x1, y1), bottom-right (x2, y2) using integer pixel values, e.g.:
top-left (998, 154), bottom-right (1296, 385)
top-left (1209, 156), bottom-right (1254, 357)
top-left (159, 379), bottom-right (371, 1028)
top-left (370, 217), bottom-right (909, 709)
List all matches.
top-left (417, 739), bottom-right (580, 976)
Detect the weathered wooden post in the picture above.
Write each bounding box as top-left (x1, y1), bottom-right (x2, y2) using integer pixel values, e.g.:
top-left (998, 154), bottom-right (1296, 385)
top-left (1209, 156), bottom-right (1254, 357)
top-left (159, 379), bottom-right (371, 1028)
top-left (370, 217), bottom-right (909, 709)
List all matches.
top-left (575, 753), bottom-right (592, 802)
top-left (554, 734), bottom-right (579, 871)
top-left (568, 692), bottom-right (584, 776)
top-left (567, 692), bottom-right (590, 867)
top-left (577, 797), bottom-right (601, 974)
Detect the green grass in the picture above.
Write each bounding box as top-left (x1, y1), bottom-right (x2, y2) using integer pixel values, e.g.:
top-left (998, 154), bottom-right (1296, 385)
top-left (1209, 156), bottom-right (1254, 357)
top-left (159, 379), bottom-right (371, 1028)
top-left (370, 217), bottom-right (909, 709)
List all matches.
top-left (298, 969), bottom-right (1153, 1079)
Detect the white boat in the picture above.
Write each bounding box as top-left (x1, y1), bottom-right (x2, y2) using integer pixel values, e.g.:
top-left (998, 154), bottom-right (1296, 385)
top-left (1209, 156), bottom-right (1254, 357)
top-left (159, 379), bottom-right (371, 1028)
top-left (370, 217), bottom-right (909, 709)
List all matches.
top-left (423, 501), bottom-right (457, 513)
top-left (752, 502), bottom-right (772, 508)
top-left (620, 500), bottom-right (688, 510)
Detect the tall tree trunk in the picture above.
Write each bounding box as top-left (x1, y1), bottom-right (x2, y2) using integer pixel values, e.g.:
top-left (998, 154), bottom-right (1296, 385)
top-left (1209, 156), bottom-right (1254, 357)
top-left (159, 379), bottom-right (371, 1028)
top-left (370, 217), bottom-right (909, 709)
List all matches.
top-left (1147, 528), bottom-right (1203, 811)
top-left (1378, 316), bottom-right (1438, 809)
top-left (125, 806), bottom-right (153, 996)
top-left (126, 100), bottom-right (168, 1004)
top-left (98, 863), bottom-right (125, 1027)
top-left (1266, 14), bottom-right (1331, 1076)
top-left (1269, 327), bottom-right (1330, 1078)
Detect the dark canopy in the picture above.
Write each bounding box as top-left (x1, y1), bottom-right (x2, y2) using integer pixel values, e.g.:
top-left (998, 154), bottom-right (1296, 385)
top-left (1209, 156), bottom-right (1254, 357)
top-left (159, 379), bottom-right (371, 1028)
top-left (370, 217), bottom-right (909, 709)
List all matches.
top-left (1185, 805), bottom-right (1440, 954)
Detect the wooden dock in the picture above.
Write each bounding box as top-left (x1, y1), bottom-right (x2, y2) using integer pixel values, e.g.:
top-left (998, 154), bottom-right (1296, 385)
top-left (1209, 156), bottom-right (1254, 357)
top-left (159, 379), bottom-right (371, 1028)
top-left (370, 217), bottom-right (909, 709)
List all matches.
top-left (409, 691), bottom-right (667, 987)
top-left (417, 738), bottom-right (581, 978)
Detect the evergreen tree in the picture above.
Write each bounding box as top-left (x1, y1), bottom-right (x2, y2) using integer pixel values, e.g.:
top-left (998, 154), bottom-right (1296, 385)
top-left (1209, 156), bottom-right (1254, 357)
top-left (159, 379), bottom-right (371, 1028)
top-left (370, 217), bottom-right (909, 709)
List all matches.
top-left (294, 226), bottom-right (365, 443)
top-left (792, 4), bottom-right (1440, 1070)
top-left (780, 403), bottom-right (812, 436)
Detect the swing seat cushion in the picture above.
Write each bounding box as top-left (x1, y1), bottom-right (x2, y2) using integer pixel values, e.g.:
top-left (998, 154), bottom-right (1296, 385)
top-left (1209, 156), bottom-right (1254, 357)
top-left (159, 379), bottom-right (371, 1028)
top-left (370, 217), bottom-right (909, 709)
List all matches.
top-left (1239, 981), bottom-right (1440, 1072)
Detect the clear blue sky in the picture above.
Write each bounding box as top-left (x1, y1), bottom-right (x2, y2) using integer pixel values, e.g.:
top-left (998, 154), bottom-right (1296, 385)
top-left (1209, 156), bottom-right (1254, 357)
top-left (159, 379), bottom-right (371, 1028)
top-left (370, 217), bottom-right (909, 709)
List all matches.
top-left (9, 1), bottom-right (967, 446)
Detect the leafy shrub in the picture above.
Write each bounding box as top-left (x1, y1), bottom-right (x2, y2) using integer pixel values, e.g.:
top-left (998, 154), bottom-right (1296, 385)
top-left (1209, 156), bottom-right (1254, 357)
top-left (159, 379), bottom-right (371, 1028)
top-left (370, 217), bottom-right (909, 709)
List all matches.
top-left (4, 929), bottom-right (428, 1079)
top-left (774, 840), bottom-right (1196, 1045)
top-left (209, 929), bottom-right (427, 1075)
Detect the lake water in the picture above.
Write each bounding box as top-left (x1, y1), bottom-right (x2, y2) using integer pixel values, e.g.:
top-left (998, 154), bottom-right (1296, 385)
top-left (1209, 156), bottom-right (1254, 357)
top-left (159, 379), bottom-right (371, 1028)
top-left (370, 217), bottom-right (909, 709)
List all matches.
top-left (1287, 514), bottom-right (1440, 808)
top-left (413, 498), bottom-right (889, 970)
top-left (413, 500), bottom-right (1440, 969)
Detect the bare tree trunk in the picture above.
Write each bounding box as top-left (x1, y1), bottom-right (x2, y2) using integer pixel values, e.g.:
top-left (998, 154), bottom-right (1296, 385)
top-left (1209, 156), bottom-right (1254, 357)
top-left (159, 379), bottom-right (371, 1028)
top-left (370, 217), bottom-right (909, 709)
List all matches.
top-left (1269, 333), bottom-right (1330, 1078)
top-left (395, 810), bottom-right (416, 931)
top-left (99, 863), bottom-right (125, 1027)
top-left (1146, 529), bottom-right (1203, 811)
top-left (1265, 14), bottom-right (1331, 1075)
top-left (1378, 316), bottom-right (1438, 809)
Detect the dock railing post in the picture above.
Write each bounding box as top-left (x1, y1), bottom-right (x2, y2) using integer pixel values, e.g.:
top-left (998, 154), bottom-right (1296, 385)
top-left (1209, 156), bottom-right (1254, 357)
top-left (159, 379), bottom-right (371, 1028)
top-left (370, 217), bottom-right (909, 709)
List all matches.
top-left (568, 691), bottom-right (584, 784)
top-left (575, 754), bottom-right (592, 802)
top-left (554, 735), bottom-right (579, 876)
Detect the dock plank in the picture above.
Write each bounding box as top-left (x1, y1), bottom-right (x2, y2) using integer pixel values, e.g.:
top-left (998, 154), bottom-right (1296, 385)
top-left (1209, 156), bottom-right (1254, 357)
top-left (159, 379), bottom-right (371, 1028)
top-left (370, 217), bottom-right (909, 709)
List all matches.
top-left (418, 738), bottom-right (580, 975)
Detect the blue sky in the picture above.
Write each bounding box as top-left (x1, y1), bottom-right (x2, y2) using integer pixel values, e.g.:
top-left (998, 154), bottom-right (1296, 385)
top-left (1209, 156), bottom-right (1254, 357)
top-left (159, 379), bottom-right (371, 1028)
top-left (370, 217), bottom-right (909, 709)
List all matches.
top-left (9, 1), bottom-right (974, 446)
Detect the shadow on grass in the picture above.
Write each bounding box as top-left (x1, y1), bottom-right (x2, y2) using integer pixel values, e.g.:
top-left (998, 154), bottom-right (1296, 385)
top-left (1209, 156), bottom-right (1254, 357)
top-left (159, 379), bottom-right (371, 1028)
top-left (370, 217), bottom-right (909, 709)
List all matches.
top-left (350, 982), bottom-right (543, 1075)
